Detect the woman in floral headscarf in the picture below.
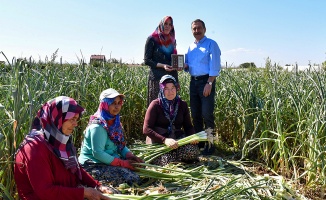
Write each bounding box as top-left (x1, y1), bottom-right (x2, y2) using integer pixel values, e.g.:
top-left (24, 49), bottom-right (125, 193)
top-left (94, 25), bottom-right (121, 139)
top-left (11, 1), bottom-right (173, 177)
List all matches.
top-left (144, 16), bottom-right (181, 107)
top-left (143, 75), bottom-right (200, 166)
top-left (79, 88), bottom-right (143, 187)
top-left (14, 96), bottom-right (111, 200)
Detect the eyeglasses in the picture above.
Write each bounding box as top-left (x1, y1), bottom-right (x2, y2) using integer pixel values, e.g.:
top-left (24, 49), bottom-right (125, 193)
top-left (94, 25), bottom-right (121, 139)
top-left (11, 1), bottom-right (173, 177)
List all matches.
top-left (164, 87), bottom-right (176, 92)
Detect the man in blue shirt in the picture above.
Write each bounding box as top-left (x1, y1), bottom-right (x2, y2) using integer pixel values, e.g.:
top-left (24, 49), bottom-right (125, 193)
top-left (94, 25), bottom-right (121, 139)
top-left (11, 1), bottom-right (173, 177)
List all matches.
top-left (185, 19), bottom-right (221, 155)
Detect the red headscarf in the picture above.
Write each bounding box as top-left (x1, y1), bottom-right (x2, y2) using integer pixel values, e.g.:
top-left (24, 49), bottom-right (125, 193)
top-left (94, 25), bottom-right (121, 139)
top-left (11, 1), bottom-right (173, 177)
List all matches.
top-left (17, 96), bottom-right (84, 180)
top-left (151, 16), bottom-right (177, 55)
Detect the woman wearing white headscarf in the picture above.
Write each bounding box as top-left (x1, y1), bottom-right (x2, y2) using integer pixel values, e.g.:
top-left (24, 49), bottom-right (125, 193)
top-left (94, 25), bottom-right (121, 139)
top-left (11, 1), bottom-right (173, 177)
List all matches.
top-left (79, 89), bottom-right (143, 187)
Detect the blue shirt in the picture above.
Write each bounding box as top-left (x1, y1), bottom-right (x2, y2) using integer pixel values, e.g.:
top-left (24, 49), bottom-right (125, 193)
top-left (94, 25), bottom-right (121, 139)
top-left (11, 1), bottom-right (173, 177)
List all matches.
top-left (185, 36), bottom-right (221, 77)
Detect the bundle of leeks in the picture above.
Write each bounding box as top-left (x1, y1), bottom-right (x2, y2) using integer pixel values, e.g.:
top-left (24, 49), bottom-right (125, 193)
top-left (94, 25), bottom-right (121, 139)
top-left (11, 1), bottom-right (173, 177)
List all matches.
top-left (132, 128), bottom-right (215, 163)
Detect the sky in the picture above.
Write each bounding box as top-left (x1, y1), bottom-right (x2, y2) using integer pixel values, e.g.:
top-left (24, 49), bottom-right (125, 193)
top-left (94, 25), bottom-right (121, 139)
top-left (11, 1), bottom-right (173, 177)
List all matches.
top-left (1, 0), bottom-right (325, 67)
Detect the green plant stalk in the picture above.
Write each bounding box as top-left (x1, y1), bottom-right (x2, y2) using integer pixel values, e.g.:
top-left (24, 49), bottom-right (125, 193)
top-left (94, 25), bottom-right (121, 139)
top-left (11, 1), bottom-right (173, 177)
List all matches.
top-left (143, 131), bottom-right (208, 163)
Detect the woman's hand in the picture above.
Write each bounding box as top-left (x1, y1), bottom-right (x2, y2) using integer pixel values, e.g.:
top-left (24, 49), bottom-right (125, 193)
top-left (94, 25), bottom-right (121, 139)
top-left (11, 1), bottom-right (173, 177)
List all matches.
top-left (97, 185), bottom-right (119, 194)
top-left (84, 187), bottom-right (111, 200)
top-left (110, 158), bottom-right (136, 170)
top-left (164, 138), bottom-right (178, 149)
top-left (126, 152), bottom-right (144, 163)
top-left (163, 65), bottom-right (174, 72)
top-left (132, 156), bottom-right (144, 164)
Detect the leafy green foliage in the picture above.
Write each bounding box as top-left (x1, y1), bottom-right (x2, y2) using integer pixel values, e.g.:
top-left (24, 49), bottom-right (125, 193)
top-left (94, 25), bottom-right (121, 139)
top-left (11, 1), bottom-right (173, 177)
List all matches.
top-left (322, 60), bottom-right (326, 70)
top-left (1, 55), bottom-right (325, 198)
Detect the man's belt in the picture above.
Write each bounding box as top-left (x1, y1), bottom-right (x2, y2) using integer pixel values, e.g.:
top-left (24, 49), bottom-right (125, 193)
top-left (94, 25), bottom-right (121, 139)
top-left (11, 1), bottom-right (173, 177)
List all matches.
top-left (191, 74), bottom-right (209, 80)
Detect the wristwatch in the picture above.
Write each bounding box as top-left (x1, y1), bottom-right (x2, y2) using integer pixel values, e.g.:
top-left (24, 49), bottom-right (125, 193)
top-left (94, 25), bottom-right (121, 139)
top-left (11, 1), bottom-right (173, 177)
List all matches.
top-left (207, 81), bottom-right (213, 85)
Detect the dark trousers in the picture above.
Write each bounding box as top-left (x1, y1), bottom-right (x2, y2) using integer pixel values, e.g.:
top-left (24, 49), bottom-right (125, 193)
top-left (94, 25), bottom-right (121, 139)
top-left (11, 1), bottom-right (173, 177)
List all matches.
top-left (190, 76), bottom-right (216, 148)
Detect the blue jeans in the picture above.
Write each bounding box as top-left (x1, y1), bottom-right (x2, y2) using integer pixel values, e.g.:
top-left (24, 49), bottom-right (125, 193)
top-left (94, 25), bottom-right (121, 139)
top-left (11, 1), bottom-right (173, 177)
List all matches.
top-left (190, 77), bottom-right (216, 133)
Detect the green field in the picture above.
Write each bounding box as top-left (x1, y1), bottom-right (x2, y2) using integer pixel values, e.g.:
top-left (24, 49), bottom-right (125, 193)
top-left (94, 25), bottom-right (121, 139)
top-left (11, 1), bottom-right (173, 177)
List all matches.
top-left (1, 56), bottom-right (325, 199)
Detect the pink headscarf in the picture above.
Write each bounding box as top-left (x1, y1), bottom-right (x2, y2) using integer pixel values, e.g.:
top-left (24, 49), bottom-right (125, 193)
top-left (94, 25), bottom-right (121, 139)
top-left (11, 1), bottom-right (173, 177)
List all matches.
top-left (151, 16), bottom-right (177, 54)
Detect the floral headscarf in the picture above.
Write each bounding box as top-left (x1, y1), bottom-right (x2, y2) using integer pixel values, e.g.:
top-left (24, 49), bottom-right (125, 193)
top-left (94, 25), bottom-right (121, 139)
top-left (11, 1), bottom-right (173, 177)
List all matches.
top-left (158, 78), bottom-right (180, 135)
top-left (88, 97), bottom-right (126, 152)
top-left (19, 96), bottom-right (84, 179)
top-left (151, 16), bottom-right (177, 56)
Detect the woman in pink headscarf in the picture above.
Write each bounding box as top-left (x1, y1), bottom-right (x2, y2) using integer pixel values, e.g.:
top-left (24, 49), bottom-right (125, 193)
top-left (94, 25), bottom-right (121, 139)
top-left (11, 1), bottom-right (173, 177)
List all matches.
top-left (14, 96), bottom-right (112, 200)
top-left (144, 16), bottom-right (181, 107)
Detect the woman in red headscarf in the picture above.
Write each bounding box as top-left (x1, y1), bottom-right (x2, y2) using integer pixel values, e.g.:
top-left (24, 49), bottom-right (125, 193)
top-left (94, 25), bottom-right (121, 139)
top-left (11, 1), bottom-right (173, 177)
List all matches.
top-left (144, 16), bottom-right (181, 107)
top-left (14, 96), bottom-right (112, 200)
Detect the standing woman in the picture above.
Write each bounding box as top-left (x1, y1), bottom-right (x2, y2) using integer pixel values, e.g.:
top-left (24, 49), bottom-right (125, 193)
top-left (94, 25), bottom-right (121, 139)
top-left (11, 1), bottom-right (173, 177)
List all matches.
top-left (143, 75), bottom-right (200, 166)
top-left (144, 16), bottom-right (179, 107)
top-left (79, 89), bottom-right (144, 187)
top-left (14, 96), bottom-right (111, 200)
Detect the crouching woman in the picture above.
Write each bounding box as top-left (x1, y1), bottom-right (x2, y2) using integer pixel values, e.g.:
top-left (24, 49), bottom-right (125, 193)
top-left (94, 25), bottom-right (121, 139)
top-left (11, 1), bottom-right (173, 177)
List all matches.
top-left (143, 75), bottom-right (200, 166)
top-left (79, 89), bottom-right (144, 187)
top-left (14, 96), bottom-right (111, 200)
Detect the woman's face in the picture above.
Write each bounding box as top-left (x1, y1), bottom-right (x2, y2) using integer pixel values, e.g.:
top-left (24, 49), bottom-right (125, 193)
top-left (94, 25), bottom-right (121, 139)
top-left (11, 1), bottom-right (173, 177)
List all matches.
top-left (163, 83), bottom-right (177, 100)
top-left (163, 18), bottom-right (173, 35)
top-left (109, 96), bottom-right (123, 116)
top-left (62, 113), bottom-right (80, 136)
